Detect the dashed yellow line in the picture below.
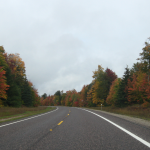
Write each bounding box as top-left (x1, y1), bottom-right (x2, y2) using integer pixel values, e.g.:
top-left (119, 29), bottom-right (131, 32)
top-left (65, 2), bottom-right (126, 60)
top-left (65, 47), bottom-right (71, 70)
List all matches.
top-left (50, 111), bottom-right (71, 131)
top-left (57, 121), bottom-right (63, 125)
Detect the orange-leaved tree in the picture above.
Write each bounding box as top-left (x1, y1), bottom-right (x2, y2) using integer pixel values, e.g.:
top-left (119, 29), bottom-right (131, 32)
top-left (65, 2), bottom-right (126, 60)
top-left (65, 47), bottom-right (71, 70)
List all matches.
top-left (127, 71), bottom-right (150, 105)
top-left (0, 66), bottom-right (9, 105)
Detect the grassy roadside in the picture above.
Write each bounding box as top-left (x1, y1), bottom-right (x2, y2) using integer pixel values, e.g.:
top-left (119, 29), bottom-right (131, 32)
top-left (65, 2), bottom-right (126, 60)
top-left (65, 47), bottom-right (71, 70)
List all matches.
top-left (85, 105), bottom-right (150, 121)
top-left (0, 106), bottom-right (56, 123)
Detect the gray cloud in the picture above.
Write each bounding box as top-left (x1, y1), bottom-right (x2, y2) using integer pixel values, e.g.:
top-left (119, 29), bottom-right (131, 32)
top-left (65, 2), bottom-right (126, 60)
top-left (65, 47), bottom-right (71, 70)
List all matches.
top-left (0, 0), bottom-right (150, 95)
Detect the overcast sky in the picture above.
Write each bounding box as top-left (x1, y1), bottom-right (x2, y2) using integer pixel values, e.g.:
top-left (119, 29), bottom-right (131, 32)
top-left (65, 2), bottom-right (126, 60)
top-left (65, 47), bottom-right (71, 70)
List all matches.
top-left (0, 0), bottom-right (150, 95)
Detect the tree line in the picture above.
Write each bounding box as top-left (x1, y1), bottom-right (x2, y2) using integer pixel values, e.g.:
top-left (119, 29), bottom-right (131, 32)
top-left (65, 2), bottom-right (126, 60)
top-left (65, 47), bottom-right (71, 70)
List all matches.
top-left (41, 38), bottom-right (150, 108)
top-left (0, 46), bottom-right (40, 107)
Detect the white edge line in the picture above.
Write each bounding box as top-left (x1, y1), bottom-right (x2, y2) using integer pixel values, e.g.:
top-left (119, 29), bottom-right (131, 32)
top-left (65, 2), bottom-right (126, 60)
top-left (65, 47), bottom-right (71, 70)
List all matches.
top-left (79, 108), bottom-right (150, 148)
top-left (0, 107), bottom-right (58, 128)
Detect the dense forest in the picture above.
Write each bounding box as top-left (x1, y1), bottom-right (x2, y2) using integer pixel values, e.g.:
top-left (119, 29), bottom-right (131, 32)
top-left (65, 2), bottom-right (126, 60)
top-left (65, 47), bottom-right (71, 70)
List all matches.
top-left (41, 38), bottom-right (150, 108)
top-left (0, 38), bottom-right (150, 108)
top-left (0, 46), bottom-right (40, 107)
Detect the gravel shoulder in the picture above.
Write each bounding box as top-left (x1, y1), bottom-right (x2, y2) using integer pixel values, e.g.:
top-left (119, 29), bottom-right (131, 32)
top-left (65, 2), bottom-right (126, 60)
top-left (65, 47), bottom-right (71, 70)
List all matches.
top-left (85, 108), bottom-right (150, 129)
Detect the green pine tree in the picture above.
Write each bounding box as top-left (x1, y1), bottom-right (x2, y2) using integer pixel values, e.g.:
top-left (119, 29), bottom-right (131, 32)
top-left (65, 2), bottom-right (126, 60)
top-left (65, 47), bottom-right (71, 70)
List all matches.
top-left (22, 78), bottom-right (33, 107)
top-left (115, 66), bottom-right (130, 107)
top-left (5, 68), bottom-right (22, 107)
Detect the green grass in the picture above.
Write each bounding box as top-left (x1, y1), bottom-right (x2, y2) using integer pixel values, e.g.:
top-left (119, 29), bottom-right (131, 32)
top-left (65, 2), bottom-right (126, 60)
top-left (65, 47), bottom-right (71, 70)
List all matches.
top-left (0, 106), bottom-right (56, 123)
top-left (86, 105), bottom-right (150, 121)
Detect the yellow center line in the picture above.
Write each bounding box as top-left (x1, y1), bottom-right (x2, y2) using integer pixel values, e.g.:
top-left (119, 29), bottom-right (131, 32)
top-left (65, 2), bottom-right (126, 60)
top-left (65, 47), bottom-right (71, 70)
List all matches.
top-left (57, 121), bottom-right (63, 125)
top-left (50, 111), bottom-right (70, 131)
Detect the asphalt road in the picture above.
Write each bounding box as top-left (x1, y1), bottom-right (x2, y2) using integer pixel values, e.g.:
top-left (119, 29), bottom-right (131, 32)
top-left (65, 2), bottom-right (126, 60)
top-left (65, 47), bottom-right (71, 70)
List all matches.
top-left (0, 106), bottom-right (150, 150)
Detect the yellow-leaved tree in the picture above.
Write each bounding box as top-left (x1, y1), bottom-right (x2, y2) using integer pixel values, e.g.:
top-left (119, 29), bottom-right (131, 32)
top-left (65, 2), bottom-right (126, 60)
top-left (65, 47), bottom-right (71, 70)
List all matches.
top-left (92, 65), bottom-right (104, 106)
top-left (4, 53), bottom-right (25, 77)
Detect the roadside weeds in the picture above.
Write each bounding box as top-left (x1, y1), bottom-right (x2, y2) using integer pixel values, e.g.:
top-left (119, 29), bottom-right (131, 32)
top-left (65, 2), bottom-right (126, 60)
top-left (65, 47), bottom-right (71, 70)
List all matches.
top-left (0, 106), bottom-right (56, 123)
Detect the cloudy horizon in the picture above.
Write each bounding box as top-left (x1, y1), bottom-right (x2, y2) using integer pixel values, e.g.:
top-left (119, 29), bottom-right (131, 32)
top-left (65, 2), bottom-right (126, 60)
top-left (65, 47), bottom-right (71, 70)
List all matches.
top-left (1, 0), bottom-right (150, 96)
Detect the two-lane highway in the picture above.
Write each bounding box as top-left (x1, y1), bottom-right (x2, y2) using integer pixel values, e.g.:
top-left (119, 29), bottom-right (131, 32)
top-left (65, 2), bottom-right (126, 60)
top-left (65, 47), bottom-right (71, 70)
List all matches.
top-left (0, 106), bottom-right (150, 150)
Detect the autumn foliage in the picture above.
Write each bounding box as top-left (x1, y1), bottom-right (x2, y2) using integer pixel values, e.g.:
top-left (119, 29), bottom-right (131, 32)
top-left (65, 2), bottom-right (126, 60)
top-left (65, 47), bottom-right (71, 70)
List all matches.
top-left (0, 46), bottom-right (40, 107)
top-left (4, 53), bottom-right (25, 77)
top-left (106, 78), bottom-right (121, 106)
top-left (41, 38), bottom-right (150, 108)
top-left (2, 38), bottom-right (150, 108)
top-left (0, 67), bottom-right (9, 99)
top-left (127, 72), bottom-right (150, 105)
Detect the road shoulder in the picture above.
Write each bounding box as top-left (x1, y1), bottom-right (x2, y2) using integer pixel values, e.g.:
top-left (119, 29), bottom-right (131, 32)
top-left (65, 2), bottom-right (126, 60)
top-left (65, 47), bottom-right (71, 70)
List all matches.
top-left (84, 108), bottom-right (150, 129)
